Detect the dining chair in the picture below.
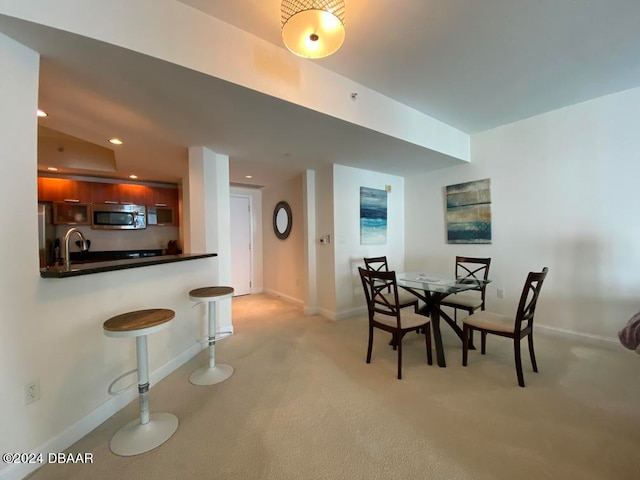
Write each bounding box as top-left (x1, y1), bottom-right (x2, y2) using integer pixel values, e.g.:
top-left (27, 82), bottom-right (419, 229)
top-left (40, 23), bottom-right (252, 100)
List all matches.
top-left (363, 256), bottom-right (419, 310)
top-left (461, 267), bottom-right (549, 387)
top-left (358, 267), bottom-right (432, 379)
top-left (440, 256), bottom-right (491, 322)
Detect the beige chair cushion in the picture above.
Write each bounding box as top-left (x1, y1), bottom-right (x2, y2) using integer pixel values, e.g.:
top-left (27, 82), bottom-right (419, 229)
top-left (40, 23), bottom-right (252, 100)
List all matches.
top-left (441, 294), bottom-right (482, 309)
top-left (374, 311), bottom-right (429, 330)
top-left (380, 291), bottom-right (418, 307)
top-left (463, 311), bottom-right (516, 333)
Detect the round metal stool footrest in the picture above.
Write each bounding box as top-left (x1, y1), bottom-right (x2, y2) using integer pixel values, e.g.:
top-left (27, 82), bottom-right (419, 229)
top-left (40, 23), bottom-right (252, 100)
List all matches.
top-left (198, 331), bottom-right (233, 346)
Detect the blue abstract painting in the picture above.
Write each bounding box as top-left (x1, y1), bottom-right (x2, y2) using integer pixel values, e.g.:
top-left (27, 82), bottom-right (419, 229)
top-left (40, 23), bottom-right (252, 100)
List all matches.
top-left (360, 187), bottom-right (387, 245)
top-left (446, 179), bottom-right (492, 244)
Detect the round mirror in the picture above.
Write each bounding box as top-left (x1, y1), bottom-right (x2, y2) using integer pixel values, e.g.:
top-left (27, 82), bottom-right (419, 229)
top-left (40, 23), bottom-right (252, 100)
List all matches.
top-left (273, 201), bottom-right (292, 240)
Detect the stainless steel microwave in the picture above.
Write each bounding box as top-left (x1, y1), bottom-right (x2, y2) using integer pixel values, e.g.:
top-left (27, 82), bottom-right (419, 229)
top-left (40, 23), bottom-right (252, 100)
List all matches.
top-left (91, 204), bottom-right (146, 230)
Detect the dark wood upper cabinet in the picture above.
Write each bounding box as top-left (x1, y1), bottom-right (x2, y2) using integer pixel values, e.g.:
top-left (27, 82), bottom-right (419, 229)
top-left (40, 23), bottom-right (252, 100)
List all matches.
top-left (147, 187), bottom-right (179, 226)
top-left (147, 187), bottom-right (178, 207)
top-left (38, 177), bottom-right (91, 203)
top-left (117, 184), bottom-right (150, 205)
top-left (90, 182), bottom-right (120, 204)
top-left (90, 182), bottom-right (150, 205)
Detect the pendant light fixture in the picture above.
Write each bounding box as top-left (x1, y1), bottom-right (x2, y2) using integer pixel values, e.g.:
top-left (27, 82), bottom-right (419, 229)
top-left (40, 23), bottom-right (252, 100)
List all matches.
top-left (281, 0), bottom-right (346, 59)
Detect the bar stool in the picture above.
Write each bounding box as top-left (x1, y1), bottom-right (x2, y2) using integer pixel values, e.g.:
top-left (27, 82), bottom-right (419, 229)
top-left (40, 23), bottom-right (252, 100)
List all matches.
top-left (188, 286), bottom-right (234, 385)
top-left (103, 308), bottom-right (179, 456)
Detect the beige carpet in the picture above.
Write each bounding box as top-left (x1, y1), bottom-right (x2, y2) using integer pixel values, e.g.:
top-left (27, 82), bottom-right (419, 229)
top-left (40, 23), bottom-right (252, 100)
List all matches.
top-left (27, 294), bottom-right (640, 479)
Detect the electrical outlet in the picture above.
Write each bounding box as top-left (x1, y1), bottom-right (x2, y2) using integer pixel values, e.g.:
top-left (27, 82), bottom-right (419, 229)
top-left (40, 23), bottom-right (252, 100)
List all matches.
top-left (497, 288), bottom-right (505, 299)
top-left (25, 380), bottom-right (41, 405)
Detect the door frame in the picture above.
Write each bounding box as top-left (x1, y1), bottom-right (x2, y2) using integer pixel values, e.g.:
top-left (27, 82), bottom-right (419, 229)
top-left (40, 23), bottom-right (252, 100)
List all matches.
top-left (230, 193), bottom-right (254, 295)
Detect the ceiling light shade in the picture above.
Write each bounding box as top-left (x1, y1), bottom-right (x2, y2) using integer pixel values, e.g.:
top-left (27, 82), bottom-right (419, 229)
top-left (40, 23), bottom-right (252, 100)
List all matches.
top-left (281, 0), bottom-right (346, 59)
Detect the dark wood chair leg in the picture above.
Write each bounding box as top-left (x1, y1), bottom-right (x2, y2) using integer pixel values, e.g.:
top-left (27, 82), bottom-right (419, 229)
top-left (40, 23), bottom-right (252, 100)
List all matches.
top-left (397, 335), bottom-right (403, 380)
top-left (514, 338), bottom-right (525, 387)
top-left (366, 324), bottom-right (373, 364)
top-left (481, 332), bottom-right (487, 354)
top-left (528, 333), bottom-right (538, 372)
top-left (462, 324), bottom-right (469, 366)
top-left (425, 324), bottom-right (433, 365)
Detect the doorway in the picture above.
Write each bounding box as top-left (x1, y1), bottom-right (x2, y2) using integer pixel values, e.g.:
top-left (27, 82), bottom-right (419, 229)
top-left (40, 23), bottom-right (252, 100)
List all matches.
top-left (230, 194), bottom-right (252, 296)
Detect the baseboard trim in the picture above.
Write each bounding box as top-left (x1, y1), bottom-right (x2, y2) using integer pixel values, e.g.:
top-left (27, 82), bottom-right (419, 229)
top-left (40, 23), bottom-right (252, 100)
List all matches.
top-left (316, 307), bottom-right (336, 321)
top-left (263, 289), bottom-right (304, 307)
top-left (335, 305), bottom-right (367, 321)
top-left (303, 305), bottom-right (318, 315)
top-left (536, 324), bottom-right (621, 350)
top-left (0, 342), bottom-right (203, 480)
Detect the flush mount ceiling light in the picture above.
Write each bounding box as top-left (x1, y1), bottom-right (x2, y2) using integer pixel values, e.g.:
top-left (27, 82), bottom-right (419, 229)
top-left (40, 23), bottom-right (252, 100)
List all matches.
top-left (109, 138), bottom-right (123, 145)
top-left (281, 0), bottom-right (346, 59)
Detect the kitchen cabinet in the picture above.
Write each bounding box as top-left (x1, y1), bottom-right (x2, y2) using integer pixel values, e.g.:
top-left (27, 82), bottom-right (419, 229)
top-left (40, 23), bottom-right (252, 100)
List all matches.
top-left (147, 187), bottom-right (179, 226)
top-left (53, 202), bottom-right (90, 225)
top-left (38, 177), bottom-right (91, 203)
top-left (38, 176), bottom-right (180, 225)
top-left (90, 182), bottom-right (119, 204)
top-left (90, 182), bottom-right (149, 205)
top-left (147, 205), bottom-right (176, 226)
top-left (118, 184), bottom-right (150, 205)
top-left (147, 187), bottom-right (178, 207)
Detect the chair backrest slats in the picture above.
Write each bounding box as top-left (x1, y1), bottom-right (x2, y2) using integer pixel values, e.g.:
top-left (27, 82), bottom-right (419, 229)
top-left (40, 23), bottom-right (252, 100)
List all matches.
top-left (363, 256), bottom-right (389, 273)
top-left (515, 267), bottom-right (549, 331)
top-left (455, 257), bottom-right (491, 305)
top-left (364, 256), bottom-right (393, 294)
top-left (455, 256), bottom-right (491, 283)
top-left (358, 267), bottom-right (401, 325)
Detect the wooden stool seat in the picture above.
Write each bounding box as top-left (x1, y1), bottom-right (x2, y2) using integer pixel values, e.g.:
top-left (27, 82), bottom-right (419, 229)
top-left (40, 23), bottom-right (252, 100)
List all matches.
top-left (104, 309), bottom-right (175, 338)
top-left (189, 286), bottom-right (234, 301)
top-left (188, 286), bottom-right (234, 386)
top-left (103, 308), bottom-right (178, 456)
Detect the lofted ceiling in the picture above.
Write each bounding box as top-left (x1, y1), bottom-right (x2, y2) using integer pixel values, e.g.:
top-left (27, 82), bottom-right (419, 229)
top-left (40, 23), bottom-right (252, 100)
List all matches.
top-left (2, 1), bottom-right (640, 187)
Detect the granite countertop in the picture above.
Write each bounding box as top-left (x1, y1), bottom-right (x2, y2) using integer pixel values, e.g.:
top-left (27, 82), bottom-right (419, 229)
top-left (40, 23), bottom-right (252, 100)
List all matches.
top-left (40, 253), bottom-right (217, 278)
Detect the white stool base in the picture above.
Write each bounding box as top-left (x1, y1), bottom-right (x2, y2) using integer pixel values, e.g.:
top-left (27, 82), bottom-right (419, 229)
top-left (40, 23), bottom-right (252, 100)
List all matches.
top-left (189, 364), bottom-right (234, 386)
top-left (109, 412), bottom-right (178, 456)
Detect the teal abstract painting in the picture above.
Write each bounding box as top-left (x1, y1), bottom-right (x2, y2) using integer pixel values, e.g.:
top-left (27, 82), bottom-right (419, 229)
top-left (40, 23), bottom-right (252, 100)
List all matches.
top-left (446, 179), bottom-right (492, 244)
top-left (360, 187), bottom-right (387, 245)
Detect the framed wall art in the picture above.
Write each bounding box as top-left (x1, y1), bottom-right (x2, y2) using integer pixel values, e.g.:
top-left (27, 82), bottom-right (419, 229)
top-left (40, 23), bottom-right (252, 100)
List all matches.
top-left (445, 178), bottom-right (492, 244)
top-left (360, 187), bottom-right (387, 245)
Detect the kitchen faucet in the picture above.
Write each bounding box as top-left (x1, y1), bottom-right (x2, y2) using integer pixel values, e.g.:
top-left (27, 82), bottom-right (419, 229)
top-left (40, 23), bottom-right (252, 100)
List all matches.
top-left (63, 227), bottom-right (89, 270)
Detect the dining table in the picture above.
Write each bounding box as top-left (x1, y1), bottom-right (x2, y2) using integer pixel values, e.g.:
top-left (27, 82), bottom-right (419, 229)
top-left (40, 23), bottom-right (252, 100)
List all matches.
top-left (396, 272), bottom-right (492, 367)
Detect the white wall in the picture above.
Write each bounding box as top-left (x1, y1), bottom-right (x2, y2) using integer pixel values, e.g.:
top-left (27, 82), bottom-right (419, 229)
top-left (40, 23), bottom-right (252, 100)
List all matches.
top-left (333, 164), bottom-right (406, 320)
top-left (0, 34), bottom-right (222, 480)
top-left (315, 165), bottom-right (336, 316)
top-left (262, 175), bottom-right (305, 305)
top-left (230, 186), bottom-right (264, 294)
top-left (405, 86), bottom-right (640, 342)
top-left (0, 31), bottom-right (41, 477)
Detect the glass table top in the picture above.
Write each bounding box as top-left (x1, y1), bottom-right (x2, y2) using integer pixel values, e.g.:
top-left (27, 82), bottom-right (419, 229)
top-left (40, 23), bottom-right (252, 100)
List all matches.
top-left (397, 272), bottom-right (491, 294)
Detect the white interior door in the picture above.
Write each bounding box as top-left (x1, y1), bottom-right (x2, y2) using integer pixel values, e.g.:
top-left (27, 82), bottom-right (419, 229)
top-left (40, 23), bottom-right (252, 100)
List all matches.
top-left (230, 195), bottom-right (252, 296)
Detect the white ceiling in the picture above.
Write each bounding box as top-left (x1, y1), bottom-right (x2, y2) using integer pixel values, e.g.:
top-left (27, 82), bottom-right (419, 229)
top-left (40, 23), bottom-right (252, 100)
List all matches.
top-left (2, 0), bottom-right (640, 187)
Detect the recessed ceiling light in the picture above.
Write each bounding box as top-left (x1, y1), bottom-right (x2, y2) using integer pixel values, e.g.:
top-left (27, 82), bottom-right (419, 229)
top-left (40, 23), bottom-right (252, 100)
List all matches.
top-left (47, 167), bottom-right (58, 171)
top-left (245, 175), bottom-right (253, 179)
top-left (37, 109), bottom-right (48, 117)
top-left (109, 138), bottom-right (123, 145)
top-left (128, 174), bottom-right (138, 179)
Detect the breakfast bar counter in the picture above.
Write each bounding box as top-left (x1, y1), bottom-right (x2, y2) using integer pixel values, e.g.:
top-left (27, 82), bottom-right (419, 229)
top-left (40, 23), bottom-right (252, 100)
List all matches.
top-left (40, 253), bottom-right (217, 278)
